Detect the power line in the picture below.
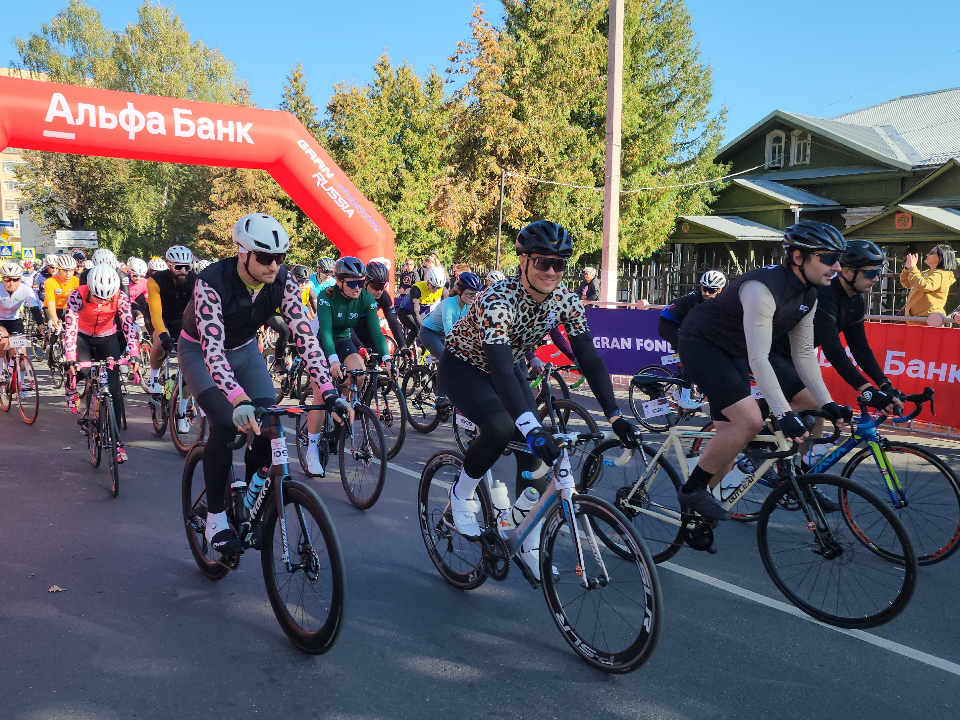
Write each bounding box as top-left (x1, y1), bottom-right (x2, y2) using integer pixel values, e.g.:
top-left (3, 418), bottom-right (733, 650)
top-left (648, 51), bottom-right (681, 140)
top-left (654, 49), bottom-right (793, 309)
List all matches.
top-left (505, 161), bottom-right (769, 193)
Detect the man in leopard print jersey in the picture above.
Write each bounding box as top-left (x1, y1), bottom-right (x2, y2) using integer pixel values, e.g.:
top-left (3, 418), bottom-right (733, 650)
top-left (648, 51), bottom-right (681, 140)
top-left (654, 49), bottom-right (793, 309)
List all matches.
top-left (439, 221), bottom-right (641, 581)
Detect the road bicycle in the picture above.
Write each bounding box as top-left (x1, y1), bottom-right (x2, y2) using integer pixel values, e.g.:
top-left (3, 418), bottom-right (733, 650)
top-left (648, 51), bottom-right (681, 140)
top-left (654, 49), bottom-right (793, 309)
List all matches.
top-left (628, 354), bottom-right (707, 432)
top-left (578, 411), bottom-right (918, 629)
top-left (419, 429), bottom-right (662, 673)
top-left (401, 353), bottom-right (452, 433)
top-left (0, 333), bottom-right (40, 424)
top-left (295, 368), bottom-right (388, 509)
top-left (44, 325), bottom-right (67, 390)
top-left (263, 344), bottom-right (312, 404)
top-left (182, 405), bottom-right (346, 654)
top-left (148, 345), bottom-right (206, 456)
top-left (74, 358), bottom-right (135, 498)
top-left (358, 354), bottom-right (407, 460)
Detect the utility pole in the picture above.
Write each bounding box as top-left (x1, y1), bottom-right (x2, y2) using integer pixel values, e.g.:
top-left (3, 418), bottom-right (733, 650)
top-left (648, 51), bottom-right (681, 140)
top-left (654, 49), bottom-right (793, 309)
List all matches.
top-left (600, 0), bottom-right (624, 304)
top-left (496, 167), bottom-right (505, 270)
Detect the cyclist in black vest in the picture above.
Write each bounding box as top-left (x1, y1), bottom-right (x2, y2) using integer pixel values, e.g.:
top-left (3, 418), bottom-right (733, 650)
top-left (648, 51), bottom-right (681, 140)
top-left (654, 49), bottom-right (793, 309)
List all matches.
top-left (146, 245), bottom-right (196, 393)
top-left (677, 221), bottom-right (852, 521)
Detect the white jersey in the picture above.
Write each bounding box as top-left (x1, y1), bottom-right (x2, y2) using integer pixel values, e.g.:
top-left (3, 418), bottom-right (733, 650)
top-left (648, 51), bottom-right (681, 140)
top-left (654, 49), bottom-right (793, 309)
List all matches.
top-left (0, 283), bottom-right (40, 321)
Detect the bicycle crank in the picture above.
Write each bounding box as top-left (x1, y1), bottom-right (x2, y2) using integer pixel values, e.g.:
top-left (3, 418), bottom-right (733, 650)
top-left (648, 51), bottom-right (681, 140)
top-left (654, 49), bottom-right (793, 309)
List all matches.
top-left (479, 530), bottom-right (510, 581)
top-left (680, 513), bottom-right (717, 554)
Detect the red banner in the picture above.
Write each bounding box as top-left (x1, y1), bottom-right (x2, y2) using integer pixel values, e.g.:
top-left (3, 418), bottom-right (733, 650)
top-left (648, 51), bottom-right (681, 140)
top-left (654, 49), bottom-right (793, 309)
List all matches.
top-left (820, 322), bottom-right (958, 426)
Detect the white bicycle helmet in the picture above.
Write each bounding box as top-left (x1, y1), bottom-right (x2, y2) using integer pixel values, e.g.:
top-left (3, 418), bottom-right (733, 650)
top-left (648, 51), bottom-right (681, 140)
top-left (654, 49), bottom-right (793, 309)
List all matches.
top-left (232, 213), bottom-right (290, 253)
top-left (87, 264), bottom-right (121, 300)
top-left (486, 270), bottom-right (506, 284)
top-left (84, 259), bottom-right (94, 270)
top-left (127, 257), bottom-right (148, 276)
top-left (426, 266), bottom-right (446, 288)
top-left (56, 255), bottom-right (77, 270)
top-left (148, 257), bottom-right (166, 272)
top-left (45, 254), bottom-right (58, 268)
top-left (91, 248), bottom-right (116, 266)
top-left (1, 261), bottom-right (24, 278)
top-left (700, 270), bottom-right (726, 290)
top-left (165, 245), bottom-right (194, 265)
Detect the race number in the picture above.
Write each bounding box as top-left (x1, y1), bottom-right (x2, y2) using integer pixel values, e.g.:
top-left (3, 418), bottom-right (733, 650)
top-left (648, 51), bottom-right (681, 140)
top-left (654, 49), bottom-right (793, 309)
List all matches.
top-left (7, 334), bottom-right (28, 348)
top-left (455, 412), bottom-right (476, 432)
top-left (642, 398), bottom-right (671, 418)
top-left (751, 385), bottom-right (763, 400)
top-left (270, 437), bottom-right (289, 466)
top-left (660, 353), bottom-right (680, 365)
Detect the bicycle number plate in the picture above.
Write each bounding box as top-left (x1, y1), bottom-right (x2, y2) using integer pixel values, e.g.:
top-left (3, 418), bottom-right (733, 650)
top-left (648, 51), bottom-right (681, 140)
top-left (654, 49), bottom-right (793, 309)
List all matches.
top-left (424, 354), bottom-right (438, 365)
top-left (7, 334), bottom-right (28, 348)
top-left (270, 437), bottom-right (289, 466)
top-left (135, 316), bottom-right (145, 327)
top-left (751, 385), bottom-right (763, 399)
top-left (642, 397), bottom-right (671, 418)
top-left (660, 353), bottom-right (680, 365)
top-left (455, 412), bottom-right (476, 432)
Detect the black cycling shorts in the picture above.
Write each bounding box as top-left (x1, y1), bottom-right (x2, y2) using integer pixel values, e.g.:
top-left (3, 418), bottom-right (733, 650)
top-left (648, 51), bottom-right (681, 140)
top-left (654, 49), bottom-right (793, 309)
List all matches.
top-left (334, 337), bottom-right (359, 362)
top-left (768, 348), bottom-right (805, 403)
top-left (679, 336), bottom-right (752, 422)
top-left (0, 318), bottom-right (25, 335)
top-left (657, 317), bottom-right (680, 349)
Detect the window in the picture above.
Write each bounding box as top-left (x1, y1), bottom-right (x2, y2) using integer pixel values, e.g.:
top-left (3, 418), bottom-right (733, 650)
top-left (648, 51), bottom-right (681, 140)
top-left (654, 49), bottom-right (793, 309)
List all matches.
top-left (765, 130), bottom-right (785, 169)
top-left (2, 161), bottom-right (25, 175)
top-left (4, 199), bottom-right (19, 211)
top-left (791, 131), bottom-right (812, 166)
top-left (3, 180), bottom-right (18, 191)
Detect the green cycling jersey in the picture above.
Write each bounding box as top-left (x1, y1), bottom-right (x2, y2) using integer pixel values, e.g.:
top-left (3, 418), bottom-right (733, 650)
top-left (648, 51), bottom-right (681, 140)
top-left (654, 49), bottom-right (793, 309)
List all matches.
top-left (315, 286), bottom-right (389, 360)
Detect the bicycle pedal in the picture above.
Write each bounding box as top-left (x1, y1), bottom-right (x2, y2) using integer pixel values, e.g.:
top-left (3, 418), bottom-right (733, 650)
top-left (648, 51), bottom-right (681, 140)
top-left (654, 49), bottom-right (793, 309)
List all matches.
top-left (217, 553), bottom-right (242, 571)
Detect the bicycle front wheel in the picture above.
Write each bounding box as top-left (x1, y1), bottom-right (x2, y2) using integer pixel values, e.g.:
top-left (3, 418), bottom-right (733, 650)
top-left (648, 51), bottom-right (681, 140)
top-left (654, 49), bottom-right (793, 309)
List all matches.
top-left (339, 404), bottom-right (387, 509)
top-left (49, 342), bottom-right (65, 389)
top-left (403, 366), bottom-right (441, 433)
top-left (87, 388), bottom-right (101, 468)
top-left (138, 342), bottom-right (152, 392)
top-left (841, 441), bottom-right (960, 565)
top-left (261, 480), bottom-right (347, 655)
top-left (16, 356), bottom-right (39, 424)
top-left (0, 373), bottom-right (10, 412)
top-left (452, 408), bottom-right (479, 455)
top-left (628, 366), bottom-right (681, 432)
top-left (541, 494), bottom-right (663, 673)
top-left (181, 443), bottom-right (230, 581)
top-left (170, 382), bottom-right (206, 456)
top-left (364, 379), bottom-right (407, 460)
top-left (103, 397), bottom-right (120, 497)
top-left (758, 473), bottom-right (917, 629)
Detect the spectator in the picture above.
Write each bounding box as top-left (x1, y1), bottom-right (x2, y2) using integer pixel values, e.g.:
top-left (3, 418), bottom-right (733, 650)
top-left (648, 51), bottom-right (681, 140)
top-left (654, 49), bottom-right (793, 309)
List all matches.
top-left (577, 266), bottom-right (600, 303)
top-left (446, 262), bottom-right (471, 293)
top-left (414, 252), bottom-right (440, 283)
top-left (397, 257), bottom-right (418, 297)
top-left (900, 244), bottom-right (956, 318)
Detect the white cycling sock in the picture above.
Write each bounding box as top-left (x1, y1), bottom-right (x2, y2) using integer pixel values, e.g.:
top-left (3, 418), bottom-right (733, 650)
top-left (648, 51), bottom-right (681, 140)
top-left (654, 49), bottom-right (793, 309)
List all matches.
top-left (680, 387), bottom-right (692, 402)
top-left (453, 467), bottom-right (482, 500)
top-left (206, 510), bottom-right (228, 535)
top-left (149, 368), bottom-right (159, 382)
top-left (308, 432), bottom-right (321, 446)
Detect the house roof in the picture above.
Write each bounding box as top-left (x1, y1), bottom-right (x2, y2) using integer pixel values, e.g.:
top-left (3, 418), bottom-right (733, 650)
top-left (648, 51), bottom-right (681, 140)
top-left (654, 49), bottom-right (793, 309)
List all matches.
top-left (677, 215), bottom-right (784, 242)
top-left (732, 178), bottom-right (842, 208)
top-left (889, 157), bottom-right (960, 207)
top-left (844, 203), bottom-right (960, 238)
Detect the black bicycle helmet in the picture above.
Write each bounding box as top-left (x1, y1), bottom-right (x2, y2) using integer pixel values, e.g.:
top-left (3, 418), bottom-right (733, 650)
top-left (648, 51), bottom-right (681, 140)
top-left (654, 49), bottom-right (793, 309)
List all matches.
top-left (317, 257), bottom-right (335, 274)
top-left (840, 240), bottom-right (885, 268)
top-left (72, 249), bottom-right (86, 262)
top-left (782, 220), bottom-right (846, 253)
top-left (291, 264), bottom-right (310, 281)
top-left (334, 256), bottom-right (365, 279)
top-left (515, 221), bottom-right (574, 258)
top-left (456, 271), bottom-right (482, 292)
top-left (365, 261), bottom-right (389, 284)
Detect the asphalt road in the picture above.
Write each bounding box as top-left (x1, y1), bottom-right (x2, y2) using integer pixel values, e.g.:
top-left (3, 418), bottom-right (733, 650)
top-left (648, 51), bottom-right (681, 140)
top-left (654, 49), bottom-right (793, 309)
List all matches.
top-left (2, 370), bottom-right (959, 720)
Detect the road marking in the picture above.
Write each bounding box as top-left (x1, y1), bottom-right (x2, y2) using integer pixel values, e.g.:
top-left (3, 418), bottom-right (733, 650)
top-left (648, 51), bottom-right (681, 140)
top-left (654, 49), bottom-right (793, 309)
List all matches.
top-left (661, 561), bottom-right (960, 676)
top-left (386, 462), bottom-right (421, 478)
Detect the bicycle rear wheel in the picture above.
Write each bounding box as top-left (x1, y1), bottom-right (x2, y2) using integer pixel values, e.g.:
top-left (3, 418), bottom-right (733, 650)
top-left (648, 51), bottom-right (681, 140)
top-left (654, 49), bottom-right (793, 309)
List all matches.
top-left (87, 388), bottom-right (101, 468)
top-left (261, 480), bottom-right (347, 655)
top-left (580, 439), bottom-right (684, 563)
top-left (150, 371), bottom-right (169, 436)
top-left (417, 450), bottom-right (493, 590)
top-left (629, 366), bottom-right (682, 432)
top-left (49, 341), bottom-right (65, 389)
top-left (181, 443), bottom-right (230, 581)
top-left (103, 397), bottom-right (120, 497)
top-left (534, 370), bottom-right (571, 423)
top-left (452, 408), bottom-right (478, 454)
top-left (363, 379), bottom-right (407, 460)
top-left (0, 373), bottom-right (10, 412)
top-left (170, 382), bottom-right (206, 456)
top-left (15, 356), bottom-right (39, 424)
top-left (403, 366), bottom-right (442, 433)
top-left (540, 494), bottom-right (662, 673)
top-left (339, 404), bottom-right (387, 509)
top-left (758, 473), bottom-right (917, 629)
top-left (841, 441), bottom-right (960, 565)
top-left (538, 398), bottom-right (600, 480)
top-left (138, 342), bottom-right (152, 392)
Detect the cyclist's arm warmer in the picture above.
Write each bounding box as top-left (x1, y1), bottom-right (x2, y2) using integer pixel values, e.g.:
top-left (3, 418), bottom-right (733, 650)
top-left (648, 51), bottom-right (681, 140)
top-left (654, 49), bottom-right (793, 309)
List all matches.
top-left (364, 297), bottom-right (390, 357)
top-left (350, 328), bottom-right (363, 349)
top-left (314, 294), bottom-right (339, 363)
top-left (483, 343), bottom-right (541, 427)
top-left (549, 327), bottom-right (575, 360)
top-left (844, 321), bottom-right (888, 388)
top-left (278, 273), bottom-right (335, 394)
top-left (568, 331), bottom-right (619, 419)
top-left (62, 290), bottom-right (82, 361)
top-left (787, 304), bottom-right (832, 408)
top-left (815, 295), bottom-right (872, 390)
top-left (146, 277), bottom-right (167, 335)
top-left (741, 281), bottom-right (810, 416)
top-left (308, 287), bottom-right (318, 314)
top-left (116, 292), bottom-right (140, 358)
top-left (409, 286), bottom-right (424, 328)
top-left (192, 279), bottom-right (247, 403)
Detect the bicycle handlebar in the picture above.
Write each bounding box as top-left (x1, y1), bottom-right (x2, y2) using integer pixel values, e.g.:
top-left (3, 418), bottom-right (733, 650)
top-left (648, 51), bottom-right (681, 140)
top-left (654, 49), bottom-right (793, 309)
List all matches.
top-left (752, 409), bottom-right (844, 460)
top-left (857, 386), bottom-right (934, 425)
top-left (226, 403), bottom-right (347, 451)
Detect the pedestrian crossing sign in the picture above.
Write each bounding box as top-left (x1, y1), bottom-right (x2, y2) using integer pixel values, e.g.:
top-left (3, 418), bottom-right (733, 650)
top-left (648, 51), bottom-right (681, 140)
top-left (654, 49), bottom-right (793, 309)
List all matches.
top-left (21, 248), bottom-right (34, 260)
top-left (0, 243), bottom-right (13, 256)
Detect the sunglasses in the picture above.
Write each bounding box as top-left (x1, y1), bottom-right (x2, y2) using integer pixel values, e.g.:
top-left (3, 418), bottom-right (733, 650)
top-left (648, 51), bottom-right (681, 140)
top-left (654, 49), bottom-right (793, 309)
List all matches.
top-left (860, 268), bottom-right (883, 279)
top-left (2, 277), bottom-right (21, 282)
top-left (366, 281), bottom-right (385, 291)
top-left (527, 256), bottom-right (567, 273)
top-left (341, 278), bottom-right (365, 289)
top-left (251, 252), bottom-right (286, 267)
top-left (171, 264), bottom-right (191, 272)
top-left (813, 252), bottom-right (842, 266)
top-left (700, 286), bottom-right (718, 294)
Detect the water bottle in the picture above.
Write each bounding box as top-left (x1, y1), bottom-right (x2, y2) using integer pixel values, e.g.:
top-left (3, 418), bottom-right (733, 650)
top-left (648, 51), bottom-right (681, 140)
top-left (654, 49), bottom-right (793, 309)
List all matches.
top-left (244, 468), bottom-right (269, 510)
top-left (232, 481), bottom-right (250, 521)
top-left (500, 487), bottom-right (539, 531)
top-left (488, 480), bottom-right (510, 514)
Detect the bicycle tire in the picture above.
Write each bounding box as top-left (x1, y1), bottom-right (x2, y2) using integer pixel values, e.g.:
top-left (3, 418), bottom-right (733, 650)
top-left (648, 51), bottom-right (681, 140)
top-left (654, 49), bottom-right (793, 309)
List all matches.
top-left (138, 342), bottom-right (152, 393)
top-left (363, 378), bottom-right (407, 460)
top-left (452, 408), bottom-right (478, 455)
top-left (294, 361), bottom-right (311, 401)
top-left (540, 493), bottom-right (662, 673)
top-left (181, 443), bottom-right (230, 581)
top-left (30, 327), bottom-right (46, 362)
top-left (260, 480), bottom-right (347, 654)
top-left (757, 473), bottom-right (917, 629)
top-left (580, 439), bottom-right (684, 563)
top-left (103, 397), bottom-right (120, 498)
top-left (16, 355), bottom-right (39, 424)
top-left (538, 398), bottom-right (600, 479)
top-left (49, 341), bottom-right (65, 389)
top-left (170, 381), bottom-right (207, 456)
top-left (339, 404), bottom-right (387, 509)
top-left (417, 450), bottom-right (494, 590)
top-left (629, 366), bottom-right (682, 432)
top-left (87, 387), bottom-right (101, 468)
top-left (403, 365), bottom-right (441, 433)
top-left (0, 372), bottom-right (10, 412)
top-left (840, 441), bottom-right (960, 565)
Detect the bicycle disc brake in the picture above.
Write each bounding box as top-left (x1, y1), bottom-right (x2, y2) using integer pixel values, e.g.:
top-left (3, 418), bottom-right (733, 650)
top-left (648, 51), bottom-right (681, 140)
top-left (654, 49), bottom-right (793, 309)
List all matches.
top-left (479, 530), bottom-right (510, 582)
top-left (680, 513), bottom-right (717, 554)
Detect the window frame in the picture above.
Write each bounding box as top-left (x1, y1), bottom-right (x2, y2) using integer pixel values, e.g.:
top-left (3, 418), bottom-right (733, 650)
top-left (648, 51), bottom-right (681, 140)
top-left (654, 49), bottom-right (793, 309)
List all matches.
top-left (765, 130), bottom-right (786, 169)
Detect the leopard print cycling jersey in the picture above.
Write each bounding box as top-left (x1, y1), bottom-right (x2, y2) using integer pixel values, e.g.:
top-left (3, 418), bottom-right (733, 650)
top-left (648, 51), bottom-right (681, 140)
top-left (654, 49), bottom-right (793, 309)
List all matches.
top-left (446, 274), bottom-right (588, 373)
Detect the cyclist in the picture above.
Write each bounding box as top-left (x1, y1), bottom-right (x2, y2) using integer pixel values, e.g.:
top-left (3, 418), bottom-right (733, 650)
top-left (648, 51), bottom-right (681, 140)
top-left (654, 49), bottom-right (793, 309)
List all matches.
top-left (486, 270), bottom-right (506, 287)
top-left (305, 256), bottom-right (394, 475)
top-left (417, 271), bottom-right (481, 359)
top-left (352, 261), bottom-right (406, 355)
top-left (145, 246), bottom-right (196, 394)
top-left (79, 248), bottom-right (117, 287)
top-left (1, 261), bottom-right (45, 379)
top-left (177, 213), bottom-right (345, 554)
top-left (396, 266), bottom-right (445, 347)
top-left (45, 255), bottom-right (80, 329)
top-left (63, 265), bottom-right (140, 460)
top-left (308, 257), bottom-right (335, 297)
top-left (34, 255), bottom-right (59, 304)
top-left (658, 269), bottom-right (726, 410)
top-left (440, 221), bottom-right (641, 580)
top-left (677, 220), bottom-right (852, 521)
top-left (146, 257), bottom-right (166, 280)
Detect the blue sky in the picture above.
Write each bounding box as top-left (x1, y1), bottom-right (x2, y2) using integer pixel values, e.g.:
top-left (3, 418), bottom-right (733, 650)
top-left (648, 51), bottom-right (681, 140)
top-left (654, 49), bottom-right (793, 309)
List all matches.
top-left (4, 1), bottom-right (960, 144)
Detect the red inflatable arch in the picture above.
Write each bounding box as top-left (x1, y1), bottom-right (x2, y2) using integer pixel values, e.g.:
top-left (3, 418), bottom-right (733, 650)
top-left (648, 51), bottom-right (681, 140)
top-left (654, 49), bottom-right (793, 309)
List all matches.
top-left (0, 75), bottom-right (394, 269)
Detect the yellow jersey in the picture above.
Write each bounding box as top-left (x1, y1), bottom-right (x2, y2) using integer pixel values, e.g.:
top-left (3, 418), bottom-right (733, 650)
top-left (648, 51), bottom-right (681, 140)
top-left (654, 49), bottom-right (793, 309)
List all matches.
top-left (45, 275), bottom-right (80, 311)
top-left (411, 280), bottom-right (443, 308)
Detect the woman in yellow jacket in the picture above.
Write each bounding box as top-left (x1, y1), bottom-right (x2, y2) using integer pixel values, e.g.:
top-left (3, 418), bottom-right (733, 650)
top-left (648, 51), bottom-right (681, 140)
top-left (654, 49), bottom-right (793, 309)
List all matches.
top-left (900, 244), bottom-right (956, 317)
